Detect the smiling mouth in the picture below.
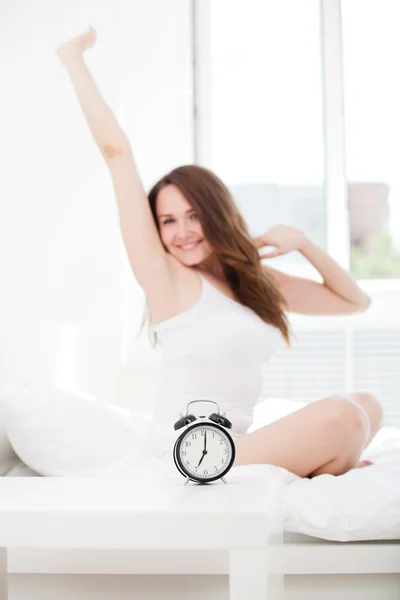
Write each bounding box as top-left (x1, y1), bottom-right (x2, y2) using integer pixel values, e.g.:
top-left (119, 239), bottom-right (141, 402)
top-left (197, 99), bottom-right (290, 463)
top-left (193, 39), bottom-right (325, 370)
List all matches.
top-left (177, 241), bottom-right (202, 251)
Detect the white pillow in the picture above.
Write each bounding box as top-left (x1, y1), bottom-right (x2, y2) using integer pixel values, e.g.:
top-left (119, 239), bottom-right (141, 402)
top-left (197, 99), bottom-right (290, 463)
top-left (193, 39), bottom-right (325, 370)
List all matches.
top-left (0, 383), bottom-right (152, 477)
top-left (249, 397), bottom-right (306, 431)
top-left (0, 399), bottom-right (21, 476)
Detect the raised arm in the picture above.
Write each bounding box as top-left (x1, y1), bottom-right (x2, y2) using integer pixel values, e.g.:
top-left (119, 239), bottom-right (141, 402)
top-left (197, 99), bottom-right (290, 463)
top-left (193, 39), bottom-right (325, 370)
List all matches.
top-left (56, 27), bottom-right (172, 292)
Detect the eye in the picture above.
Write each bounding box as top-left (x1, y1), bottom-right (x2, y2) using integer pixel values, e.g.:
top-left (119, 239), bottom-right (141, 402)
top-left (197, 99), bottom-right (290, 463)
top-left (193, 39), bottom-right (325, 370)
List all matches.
top-left (161, 214), bottom-right (197, 225)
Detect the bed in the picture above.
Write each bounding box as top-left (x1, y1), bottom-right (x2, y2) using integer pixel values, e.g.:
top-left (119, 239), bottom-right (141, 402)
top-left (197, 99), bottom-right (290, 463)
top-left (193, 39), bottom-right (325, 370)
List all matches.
top-left (1, 384), bottom-right (400, 600)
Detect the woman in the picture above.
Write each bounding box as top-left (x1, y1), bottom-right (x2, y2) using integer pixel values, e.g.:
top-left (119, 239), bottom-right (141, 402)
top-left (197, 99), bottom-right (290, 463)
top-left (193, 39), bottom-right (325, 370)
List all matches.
top-left (57, 28), bottom-right (382, 478)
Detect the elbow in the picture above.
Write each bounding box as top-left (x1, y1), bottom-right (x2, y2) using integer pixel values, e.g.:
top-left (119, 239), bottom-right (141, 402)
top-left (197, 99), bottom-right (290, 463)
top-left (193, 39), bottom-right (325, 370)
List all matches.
top-left (101, 134), bottom-right (131, 161)
top-left (102, 143), bottom-right (128, 160)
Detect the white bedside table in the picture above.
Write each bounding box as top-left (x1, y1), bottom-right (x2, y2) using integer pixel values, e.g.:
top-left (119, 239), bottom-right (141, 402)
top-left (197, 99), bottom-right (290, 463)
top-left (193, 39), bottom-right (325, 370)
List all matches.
top-left (0, 465), bottom-right (284, 600)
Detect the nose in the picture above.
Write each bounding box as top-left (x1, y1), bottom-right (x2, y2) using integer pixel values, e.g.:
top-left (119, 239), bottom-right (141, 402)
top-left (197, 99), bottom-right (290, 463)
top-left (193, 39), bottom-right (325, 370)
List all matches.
top-left (176, 217), bottom-right (192, 239)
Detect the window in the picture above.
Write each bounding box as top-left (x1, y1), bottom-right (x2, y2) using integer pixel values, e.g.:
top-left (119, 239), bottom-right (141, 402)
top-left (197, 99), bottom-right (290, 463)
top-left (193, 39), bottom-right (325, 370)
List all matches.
top-left (195, 0), bottom-right (400, 286)
top-left (195, 0), bottom-right (325, 268)
top-left (342, 0), bottom-right (400, 279)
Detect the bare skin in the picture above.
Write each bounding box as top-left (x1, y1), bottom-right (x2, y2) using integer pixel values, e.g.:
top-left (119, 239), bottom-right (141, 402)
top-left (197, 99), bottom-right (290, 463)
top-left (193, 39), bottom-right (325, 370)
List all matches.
top-left (234, 392), bottom-right (382, 477)
top-left (151, 187), bottom-right (382, 477)
top-left (57, 27), bottom-right (381, 478)
top-left (155, 257), bottom-right (383, 477)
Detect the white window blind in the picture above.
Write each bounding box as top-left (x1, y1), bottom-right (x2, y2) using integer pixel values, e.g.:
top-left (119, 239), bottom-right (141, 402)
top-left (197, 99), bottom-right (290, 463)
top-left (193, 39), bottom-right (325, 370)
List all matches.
top-left (262, 324), bottom-right (400, 428)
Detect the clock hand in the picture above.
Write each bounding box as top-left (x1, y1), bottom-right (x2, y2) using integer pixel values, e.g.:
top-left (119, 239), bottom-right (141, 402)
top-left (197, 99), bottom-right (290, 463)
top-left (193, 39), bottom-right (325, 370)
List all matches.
top-left (197, 453), bottom-right (205, 468)
top-left (204, 430), bottom-right (207, 451)
top-left (197, 445), bottom-right (208, 468)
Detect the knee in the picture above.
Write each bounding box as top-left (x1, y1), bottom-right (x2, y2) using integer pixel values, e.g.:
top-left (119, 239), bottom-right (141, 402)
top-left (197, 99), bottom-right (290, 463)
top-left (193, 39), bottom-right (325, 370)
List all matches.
top-left (350, 392), bottom-right (384, 428)
top-left (321, 396), bottom-right (370, 442)
top-left (310, 396), bottom-right (373, 476)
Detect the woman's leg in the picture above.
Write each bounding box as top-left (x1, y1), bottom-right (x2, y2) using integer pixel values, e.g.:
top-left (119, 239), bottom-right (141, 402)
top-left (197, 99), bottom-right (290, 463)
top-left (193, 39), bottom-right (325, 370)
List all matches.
top-left (347, 391), bottom-right (383, 447)
top-left (343, 392), bottom-right (383, 470)
top-left (234, 393), bottom-right (383, 478)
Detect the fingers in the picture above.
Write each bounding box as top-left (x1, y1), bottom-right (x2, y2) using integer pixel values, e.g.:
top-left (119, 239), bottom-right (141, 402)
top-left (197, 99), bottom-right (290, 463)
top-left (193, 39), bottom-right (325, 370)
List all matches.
top-left (252, 235), bottom-right (264, 250)
top-left (259, 249), bottom-right (281, 259)
top-left (88, 25), bottom-right (97, 40)
top-left (56, 26), bottom-right (97, 58)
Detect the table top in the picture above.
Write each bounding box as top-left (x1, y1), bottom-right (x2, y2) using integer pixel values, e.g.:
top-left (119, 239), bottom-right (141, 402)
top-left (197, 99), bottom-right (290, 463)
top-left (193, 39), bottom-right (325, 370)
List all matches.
top-left (0, 465), bottom-right (284, 515)
top-left (0, 465), bottom-right (286, 550)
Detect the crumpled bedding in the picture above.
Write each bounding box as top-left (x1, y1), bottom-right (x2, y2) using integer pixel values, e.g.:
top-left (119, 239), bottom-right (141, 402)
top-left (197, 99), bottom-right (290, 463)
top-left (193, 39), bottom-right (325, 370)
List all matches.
top-left (282, 427), bottom-right (400, 541)
top-left (1, 387), bottom-right (399, 542)
top-left (3, 427), bottom-right (400, 542)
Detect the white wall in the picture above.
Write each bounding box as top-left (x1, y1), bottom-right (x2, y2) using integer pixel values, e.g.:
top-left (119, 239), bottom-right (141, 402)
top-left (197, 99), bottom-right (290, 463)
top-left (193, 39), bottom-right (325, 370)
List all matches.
top-left (0, 0), bottom-right (193, 407)
top-left (114, 0), bottom-right (194, 411)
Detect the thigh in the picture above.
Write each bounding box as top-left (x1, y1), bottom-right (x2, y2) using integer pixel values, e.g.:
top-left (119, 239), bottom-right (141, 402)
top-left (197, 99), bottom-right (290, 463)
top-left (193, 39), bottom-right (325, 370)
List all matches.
top-left (234, 395), bottom-right (370, 478)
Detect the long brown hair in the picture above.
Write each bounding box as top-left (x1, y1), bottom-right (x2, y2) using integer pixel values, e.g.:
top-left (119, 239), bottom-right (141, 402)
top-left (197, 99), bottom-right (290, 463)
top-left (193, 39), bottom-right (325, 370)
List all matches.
top-left (139, 165), bottom-right (290, 345)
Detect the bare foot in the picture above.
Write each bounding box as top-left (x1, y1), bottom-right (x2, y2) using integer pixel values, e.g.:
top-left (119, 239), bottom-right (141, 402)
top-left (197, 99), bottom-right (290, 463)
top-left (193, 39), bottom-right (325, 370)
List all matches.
top-left (355, 460), bottom-right (373, 469)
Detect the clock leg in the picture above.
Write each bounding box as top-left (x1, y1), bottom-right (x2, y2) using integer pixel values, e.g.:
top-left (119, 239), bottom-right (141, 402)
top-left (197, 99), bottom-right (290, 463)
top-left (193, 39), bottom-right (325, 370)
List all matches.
top-left (0, 548), bottom-right (8, 600)
top-left (229, 548), bottom-right (283, 600)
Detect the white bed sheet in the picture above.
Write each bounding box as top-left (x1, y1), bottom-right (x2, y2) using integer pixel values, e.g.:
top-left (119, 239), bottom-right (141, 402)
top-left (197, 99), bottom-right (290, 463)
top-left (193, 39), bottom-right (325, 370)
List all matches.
top-left (283, 427), bottom-right (400, 541)
top-left (1, 388), bottom-right (400, 543)
top-left (3, 427), bottom-right (400, 543)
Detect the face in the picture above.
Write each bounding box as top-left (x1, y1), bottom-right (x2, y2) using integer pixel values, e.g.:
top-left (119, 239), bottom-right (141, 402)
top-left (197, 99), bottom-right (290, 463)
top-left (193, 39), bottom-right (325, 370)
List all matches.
top-left (155, 184), bottom-right (213, 266)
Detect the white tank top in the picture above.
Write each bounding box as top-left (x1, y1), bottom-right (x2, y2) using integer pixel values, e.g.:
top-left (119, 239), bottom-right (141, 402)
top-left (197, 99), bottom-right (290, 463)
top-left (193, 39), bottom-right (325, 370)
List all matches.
top-left (145, 272), bottom-right (284, 457)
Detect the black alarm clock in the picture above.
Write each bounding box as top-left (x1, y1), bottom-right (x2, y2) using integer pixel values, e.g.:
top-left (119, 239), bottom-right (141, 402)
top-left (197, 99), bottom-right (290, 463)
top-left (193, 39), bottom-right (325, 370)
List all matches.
top-left (173, 400), bottom-right (236, 485)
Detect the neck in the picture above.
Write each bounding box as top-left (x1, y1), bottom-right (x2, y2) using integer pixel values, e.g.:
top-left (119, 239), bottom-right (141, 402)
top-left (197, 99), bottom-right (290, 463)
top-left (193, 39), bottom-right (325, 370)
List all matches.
top-left (196, 254), bottom-right (226, 281)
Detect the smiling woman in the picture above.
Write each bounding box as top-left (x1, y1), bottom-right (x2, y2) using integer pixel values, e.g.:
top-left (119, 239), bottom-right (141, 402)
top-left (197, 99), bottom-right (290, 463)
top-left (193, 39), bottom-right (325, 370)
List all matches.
top-left (145, 163), bottom-right (290, 342)
top-left (55, 24), bottom-right (382, 480)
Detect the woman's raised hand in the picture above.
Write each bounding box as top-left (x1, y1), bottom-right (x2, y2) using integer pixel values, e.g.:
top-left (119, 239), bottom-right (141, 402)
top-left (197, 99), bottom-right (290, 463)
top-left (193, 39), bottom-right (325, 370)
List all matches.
top-left (253, 224), bottom-right (307, 259)
top-left (56, 26), bottom-right (97, 64)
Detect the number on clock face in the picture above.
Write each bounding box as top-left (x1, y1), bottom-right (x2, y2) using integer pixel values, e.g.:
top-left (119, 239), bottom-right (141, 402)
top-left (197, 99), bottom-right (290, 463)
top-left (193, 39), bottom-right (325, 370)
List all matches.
top-left (178, 424), bottom-right (233, 479)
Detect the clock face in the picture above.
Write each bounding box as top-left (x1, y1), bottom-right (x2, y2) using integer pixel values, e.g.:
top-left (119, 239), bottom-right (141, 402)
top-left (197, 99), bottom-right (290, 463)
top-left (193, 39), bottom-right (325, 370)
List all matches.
top-left (175, 422), bottom-right (235, 482)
